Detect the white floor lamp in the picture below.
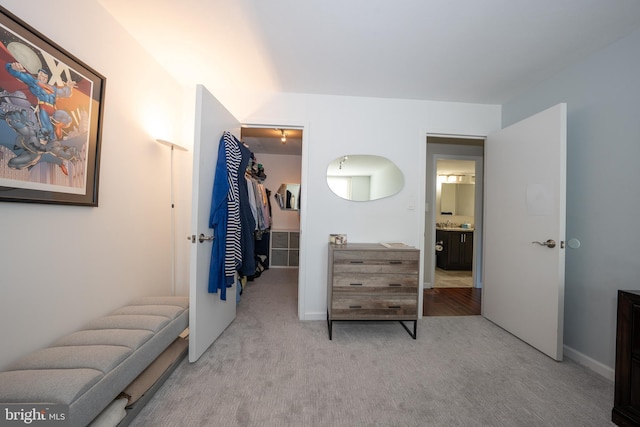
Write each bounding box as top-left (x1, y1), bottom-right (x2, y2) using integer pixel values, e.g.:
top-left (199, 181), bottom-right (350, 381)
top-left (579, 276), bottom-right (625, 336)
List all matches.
top-left (156, 139), bottom-right (188, 296)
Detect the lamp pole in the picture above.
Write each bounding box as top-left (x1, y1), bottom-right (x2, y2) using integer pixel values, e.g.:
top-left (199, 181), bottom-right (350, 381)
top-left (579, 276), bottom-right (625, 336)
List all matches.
top-left (156, 139), bottom-right (187, 295)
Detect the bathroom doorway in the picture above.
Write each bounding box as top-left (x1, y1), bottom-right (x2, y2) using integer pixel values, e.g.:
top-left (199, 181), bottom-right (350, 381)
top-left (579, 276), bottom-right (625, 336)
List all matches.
top-left (434, 158), bottom-right (475, 288)
top-left (424, 136), bottom-right (484, 316)
top-left (425, 136), bottom-right (484, 291)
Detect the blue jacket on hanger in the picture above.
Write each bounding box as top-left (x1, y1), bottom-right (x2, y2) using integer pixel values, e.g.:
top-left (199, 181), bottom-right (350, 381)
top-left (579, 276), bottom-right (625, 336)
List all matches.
top-left (208, 133), bottom-right (230, 300)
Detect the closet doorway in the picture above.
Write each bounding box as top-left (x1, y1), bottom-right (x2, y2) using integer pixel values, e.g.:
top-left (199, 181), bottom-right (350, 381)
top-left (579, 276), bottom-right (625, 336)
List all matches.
top-left (240, 126), bottom-right (303, 309)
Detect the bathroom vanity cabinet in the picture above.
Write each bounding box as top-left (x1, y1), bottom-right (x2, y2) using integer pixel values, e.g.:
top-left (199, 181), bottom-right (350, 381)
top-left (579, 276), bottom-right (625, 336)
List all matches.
top-left (436, 229), bottom-right (473, 270)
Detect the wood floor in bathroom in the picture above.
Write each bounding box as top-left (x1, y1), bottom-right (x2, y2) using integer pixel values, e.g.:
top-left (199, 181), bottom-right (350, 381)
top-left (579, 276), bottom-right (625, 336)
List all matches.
top-left (424, 268), bottom-right (481, 316)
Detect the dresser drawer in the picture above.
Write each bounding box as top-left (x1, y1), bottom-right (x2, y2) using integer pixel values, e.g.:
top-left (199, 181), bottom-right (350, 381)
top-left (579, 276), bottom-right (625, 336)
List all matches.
top-left (331, 293), bottom-right (417, 319)
top-left (334, 262), bottom-right (417, 275)
top-left (333, 273), bottom-right (417, 290)
top-left (333, 251), bottom-right (418, 274)
top-left (334, 250), bottom-right (418, 262)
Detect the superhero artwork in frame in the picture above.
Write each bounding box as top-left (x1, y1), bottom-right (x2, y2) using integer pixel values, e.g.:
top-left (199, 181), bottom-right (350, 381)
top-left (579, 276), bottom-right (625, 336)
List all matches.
top-left (0, 6), bottom-right (105, 206)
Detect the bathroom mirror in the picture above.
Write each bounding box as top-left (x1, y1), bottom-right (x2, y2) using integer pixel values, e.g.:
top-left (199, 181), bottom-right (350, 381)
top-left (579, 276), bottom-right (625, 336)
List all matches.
top-left (326, 154), bottom-right (404, 201)
top-left (440, 183), bottom-right (474, 216)
top-left (275, 183), bottom-right (300, 210)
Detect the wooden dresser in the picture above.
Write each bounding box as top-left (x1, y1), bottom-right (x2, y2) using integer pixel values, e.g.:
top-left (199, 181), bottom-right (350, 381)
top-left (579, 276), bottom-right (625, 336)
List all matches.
top-left (613, 290), bottom-right (640, 426)
top-left (326, 243), bottom-right (419, 339)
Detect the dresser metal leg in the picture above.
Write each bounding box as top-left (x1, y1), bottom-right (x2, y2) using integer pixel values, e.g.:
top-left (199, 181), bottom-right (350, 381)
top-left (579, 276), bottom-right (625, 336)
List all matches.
top-left (399, 320), bottom-right (417, 339)
top-left (327, 310), bottom-right (333, 340)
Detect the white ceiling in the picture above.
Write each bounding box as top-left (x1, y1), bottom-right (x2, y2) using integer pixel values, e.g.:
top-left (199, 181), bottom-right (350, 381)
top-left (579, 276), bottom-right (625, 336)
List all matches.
top-left (100, 0), bottom-right (640, 105)
top-left (99, 1), bottom-right (640, 154)
top-left (240, 127), bottom-right (302, 156)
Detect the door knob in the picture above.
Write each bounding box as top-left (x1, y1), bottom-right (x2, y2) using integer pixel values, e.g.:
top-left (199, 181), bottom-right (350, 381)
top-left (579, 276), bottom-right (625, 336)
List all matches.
top-left (532, 239), bottom-right (556, 248)
top-left (198, 233), bottom-right (214, 243)
top-left (187, 234), bottom-right (215, 243)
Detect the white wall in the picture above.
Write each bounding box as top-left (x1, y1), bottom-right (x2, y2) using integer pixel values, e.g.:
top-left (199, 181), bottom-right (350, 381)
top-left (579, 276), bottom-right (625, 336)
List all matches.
top-left (0, 1), bottom-right (502, 370)
top-left (236, 93), bottom-right (501, 319)
top-left (0, 1), bottom-right (188, 369)
top-left (255, 153), bottom-right (302, 231)
top-left (502, 27), bottom-right (640, 377)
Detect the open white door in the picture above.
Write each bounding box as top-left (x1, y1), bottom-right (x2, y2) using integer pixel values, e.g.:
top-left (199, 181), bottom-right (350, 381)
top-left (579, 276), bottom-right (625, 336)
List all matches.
top-left (188, 85), bottom-right (240, 362)
top-left (483, 103), bottom-right (566, 361)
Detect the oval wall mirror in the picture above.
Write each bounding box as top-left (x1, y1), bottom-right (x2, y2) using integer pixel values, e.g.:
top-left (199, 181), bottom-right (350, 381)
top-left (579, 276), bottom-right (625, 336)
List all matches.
top-left (326, 154), bottom-right (404, 201)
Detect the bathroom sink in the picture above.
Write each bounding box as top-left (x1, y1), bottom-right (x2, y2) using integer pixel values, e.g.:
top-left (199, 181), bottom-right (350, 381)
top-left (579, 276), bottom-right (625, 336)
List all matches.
top-left (436, 227), bottom-right (474, 231)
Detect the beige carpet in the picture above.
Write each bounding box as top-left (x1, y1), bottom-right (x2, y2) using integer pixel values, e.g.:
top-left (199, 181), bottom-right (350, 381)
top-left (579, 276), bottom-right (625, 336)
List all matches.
top-left (129, 268), bottom-right (614, 427)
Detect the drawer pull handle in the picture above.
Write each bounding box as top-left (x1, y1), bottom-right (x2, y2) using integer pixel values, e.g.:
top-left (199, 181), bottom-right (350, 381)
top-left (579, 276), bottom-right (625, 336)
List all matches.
top-left (388, 283), bottom-right (402, 287)
top-left (350, 261), bottom-right (364, 264)
top-left (389, 261), bottom-right (402, 264)
top-left (349, 305), bottom-right (362, 309)
top-left (349, 283), bottom-right (363, 286)
top-left (388, 305), bottom-right (401, 309)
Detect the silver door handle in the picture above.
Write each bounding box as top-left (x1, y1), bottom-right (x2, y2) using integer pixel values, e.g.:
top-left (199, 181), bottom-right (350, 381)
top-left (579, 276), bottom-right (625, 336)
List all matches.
top-left (198, 233), bottom-right (214, 243)
top-left (532, 239), bottom-right (556, 248)
top-left (187, 234), bottom-right (215, 243)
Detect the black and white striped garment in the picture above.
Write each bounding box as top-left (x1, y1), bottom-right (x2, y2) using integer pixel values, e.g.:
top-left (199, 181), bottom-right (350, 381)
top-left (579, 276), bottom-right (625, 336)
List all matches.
top-left (223, 131), bottom-right (243, 280)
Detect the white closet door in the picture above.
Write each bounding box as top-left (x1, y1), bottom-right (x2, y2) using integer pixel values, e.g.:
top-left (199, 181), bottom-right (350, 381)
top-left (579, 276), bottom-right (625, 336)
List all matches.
top-left (188, 85), bottom-right (240, 362)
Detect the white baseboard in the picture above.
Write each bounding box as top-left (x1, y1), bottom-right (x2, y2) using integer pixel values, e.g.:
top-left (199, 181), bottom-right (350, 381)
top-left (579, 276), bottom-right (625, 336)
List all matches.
top-left (302, 311), bottom-right (326, 321)
top-left (563, 344), bottom-right (614, 381)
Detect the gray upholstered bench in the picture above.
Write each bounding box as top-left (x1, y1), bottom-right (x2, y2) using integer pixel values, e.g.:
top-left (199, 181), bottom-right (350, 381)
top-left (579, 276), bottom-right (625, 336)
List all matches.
top-left (0, 296), bottom-right (189, 427)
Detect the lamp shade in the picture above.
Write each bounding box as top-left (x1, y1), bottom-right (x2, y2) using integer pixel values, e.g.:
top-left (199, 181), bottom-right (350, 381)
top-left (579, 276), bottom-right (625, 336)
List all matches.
top-left (156, 139), bottom-right (188, 151)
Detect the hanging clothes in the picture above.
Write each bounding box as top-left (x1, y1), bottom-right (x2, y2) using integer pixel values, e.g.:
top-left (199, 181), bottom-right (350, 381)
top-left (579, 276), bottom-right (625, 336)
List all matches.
top-left (224, 132), bottom-right (243, 285)
top-left (245, 180), bottom-right (268, 232)
top-left (237, 141), bottom-right (256, 277)
top-left (208, 131), bottom-right (260, 298)
top-left (256, 182), bottom-right (272, 230)
top-left (208, 131), bottom-right (247, 300)
top-left (246, 175), bottom-right (259, 229)
top-left (208, 132), bottom-right (231, 299)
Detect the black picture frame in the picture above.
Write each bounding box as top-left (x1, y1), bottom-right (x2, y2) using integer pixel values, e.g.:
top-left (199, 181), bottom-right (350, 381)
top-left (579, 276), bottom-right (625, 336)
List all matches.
top-left (0, 6), bottom-right (105, 206)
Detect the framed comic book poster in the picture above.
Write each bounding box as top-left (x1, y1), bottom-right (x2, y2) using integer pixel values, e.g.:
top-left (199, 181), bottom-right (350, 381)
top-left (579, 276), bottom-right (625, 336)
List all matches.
top-left (0, 6), bottom-right (105, 206)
